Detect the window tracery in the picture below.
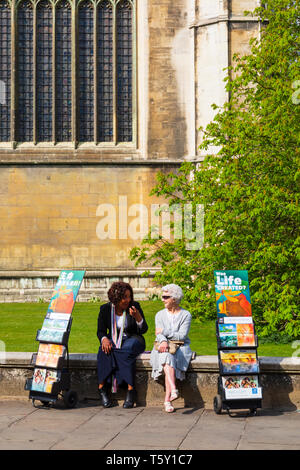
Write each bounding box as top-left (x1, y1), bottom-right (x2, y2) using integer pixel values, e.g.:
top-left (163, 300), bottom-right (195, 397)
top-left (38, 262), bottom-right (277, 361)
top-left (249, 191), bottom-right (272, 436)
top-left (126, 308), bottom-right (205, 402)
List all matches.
top-left (0, 0), bottom-right (134, 146)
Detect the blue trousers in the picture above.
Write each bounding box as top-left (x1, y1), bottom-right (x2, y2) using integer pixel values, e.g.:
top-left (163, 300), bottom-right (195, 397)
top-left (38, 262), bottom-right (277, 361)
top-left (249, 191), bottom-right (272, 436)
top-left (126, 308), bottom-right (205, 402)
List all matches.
top-left (97, 336), bottom-right (145, 388)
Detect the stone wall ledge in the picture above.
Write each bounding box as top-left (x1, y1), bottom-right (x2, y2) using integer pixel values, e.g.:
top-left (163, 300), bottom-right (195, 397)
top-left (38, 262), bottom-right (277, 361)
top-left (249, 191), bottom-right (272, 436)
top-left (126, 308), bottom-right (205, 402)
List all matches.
top-left (1, 353), bottom-right (300, 409)
top-left (0, 269), bottom-right (159, 278)
top-left (0, 270), bottom-right (158, 301)
top-left (2, 352), bottom-right (300, 373)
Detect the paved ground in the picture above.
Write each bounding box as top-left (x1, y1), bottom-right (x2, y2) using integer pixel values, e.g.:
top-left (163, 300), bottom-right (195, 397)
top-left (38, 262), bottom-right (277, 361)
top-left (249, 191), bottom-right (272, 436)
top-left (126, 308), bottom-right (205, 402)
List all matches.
top-left (0, 398), bottom-right (300, 451)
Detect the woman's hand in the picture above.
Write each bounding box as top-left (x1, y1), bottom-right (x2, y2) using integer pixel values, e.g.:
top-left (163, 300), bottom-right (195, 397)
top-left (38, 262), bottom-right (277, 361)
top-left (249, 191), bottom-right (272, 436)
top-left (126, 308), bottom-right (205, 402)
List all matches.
top-left (102, 337), bottom-right (112, 355)
top-left (158, 341), bottom-right (169, 353)
top-left (129, 305), bottom-right (143, 323)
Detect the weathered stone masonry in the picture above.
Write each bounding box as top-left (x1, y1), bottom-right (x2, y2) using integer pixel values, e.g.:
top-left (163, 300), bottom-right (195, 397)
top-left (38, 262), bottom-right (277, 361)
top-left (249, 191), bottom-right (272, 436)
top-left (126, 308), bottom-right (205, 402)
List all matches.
top-left (0, 0), bottom-right (259, 301)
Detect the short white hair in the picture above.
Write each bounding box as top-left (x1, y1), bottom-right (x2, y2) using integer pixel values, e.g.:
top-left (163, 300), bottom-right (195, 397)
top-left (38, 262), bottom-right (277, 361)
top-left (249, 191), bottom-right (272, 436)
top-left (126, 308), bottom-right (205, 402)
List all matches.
top-left (162, 284), bottom-right (183, 303)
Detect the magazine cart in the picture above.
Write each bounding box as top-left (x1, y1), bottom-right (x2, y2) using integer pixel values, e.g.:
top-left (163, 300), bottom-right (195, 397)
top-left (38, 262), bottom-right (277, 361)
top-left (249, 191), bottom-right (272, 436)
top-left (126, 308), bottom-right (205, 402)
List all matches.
top-left (25, 318), bottom-right (77, 408)
top-left (25, 270), bottom-right (85, 408)
top-left (213, 317), bottom-right (262, 415)
top-left (213, 270), bottom-right (262, 415)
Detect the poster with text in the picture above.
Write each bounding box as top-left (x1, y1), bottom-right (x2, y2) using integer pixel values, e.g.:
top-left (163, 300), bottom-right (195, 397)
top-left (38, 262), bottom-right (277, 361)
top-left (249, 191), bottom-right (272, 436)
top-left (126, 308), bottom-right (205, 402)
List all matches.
top-left (214, 270), bottom-right (252, 318)
top-left (47, 270), bottom-right (85, 315)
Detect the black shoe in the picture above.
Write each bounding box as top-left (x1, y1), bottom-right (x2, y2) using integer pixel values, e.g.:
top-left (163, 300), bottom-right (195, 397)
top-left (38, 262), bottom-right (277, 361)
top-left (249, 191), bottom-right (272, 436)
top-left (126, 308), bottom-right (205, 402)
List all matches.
top-left (98, 387), bottom-right (113, 408)
top-left (123, 389), bottom-right (135, 409)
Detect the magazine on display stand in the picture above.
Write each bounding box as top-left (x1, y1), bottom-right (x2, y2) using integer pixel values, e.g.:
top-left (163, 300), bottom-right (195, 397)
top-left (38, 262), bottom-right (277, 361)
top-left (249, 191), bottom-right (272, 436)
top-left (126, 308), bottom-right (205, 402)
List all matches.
top-left (35, 343), bottom-right (66, 368)
top-left (213, 270), bottom-right (262, 414)
top-left (37, 313), bottom-right (71, 344)
top-left (26, 270), bottom-right (85, 407)
top-left (47, 270), bottom-right (86, 315)
top-left (218, 321), bottom-right (256, 348)
top-left (31, 368), bottom-right (60, 394)
top-left (222, 375), bottom-right (262, 400)
top-left (214, 270), bottom-right (252, 318)
top-left (219, 350), bottom-right (259, 374)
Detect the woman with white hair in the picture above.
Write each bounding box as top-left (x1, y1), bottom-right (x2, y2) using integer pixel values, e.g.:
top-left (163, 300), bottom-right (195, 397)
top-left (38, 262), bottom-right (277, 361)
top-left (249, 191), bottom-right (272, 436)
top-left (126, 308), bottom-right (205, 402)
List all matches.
top-left (150, 284), bottom-right (193, 413)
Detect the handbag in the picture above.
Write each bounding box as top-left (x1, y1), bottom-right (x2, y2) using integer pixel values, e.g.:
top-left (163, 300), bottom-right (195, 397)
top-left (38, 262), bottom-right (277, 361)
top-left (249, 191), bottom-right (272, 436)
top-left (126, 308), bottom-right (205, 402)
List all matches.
top-left (154, 340), bottom-right (184, 354)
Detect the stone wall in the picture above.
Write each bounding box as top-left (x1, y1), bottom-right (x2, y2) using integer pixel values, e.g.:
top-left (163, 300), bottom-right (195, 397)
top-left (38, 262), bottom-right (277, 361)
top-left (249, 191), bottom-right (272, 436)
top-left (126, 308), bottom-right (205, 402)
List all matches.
top-left (0, 0), bottom-right (260, 299)
top-left (0, 164), bottom-right (173, 300)
top-left (0, 165), bottom-right (172, 271)
top-left (194, 0), bottom-right (259, 154)
top-left (1, 353), bottom-right (300, 411)
top-left (0, 269), bottom-right (157, 302)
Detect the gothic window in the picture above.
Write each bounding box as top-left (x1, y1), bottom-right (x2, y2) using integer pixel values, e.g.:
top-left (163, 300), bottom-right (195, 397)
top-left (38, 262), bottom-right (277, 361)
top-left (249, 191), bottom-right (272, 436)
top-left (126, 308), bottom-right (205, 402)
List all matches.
top-left (56, 0), bottom-right (72, 142)
top-left (17, 0), bottom-right (34, 142)
top-left (0, 0), bottom-right (11, 142)
top-left (0, 0), bottom-right (135, 146)
top-left (97, 0), bottom-right (113, 142)
top-left (78, 0), bottom-right (94, 142)
top-left (36, 0), bottom-right (53, 141)
top-left (117, 0), bottom-right (132, 142)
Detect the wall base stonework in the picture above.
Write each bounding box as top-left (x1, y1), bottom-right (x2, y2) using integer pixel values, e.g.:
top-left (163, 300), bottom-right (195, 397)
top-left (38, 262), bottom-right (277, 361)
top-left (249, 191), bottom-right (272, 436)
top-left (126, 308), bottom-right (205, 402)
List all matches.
top-left (1, 353), bottom-right (300, 410)
top-left (0, 270), bottom-right (157, 302)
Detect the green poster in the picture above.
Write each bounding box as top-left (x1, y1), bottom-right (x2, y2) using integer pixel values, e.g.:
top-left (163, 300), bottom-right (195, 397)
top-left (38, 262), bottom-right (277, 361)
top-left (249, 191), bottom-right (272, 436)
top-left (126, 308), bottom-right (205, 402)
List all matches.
top-left (47, 270), bottom-right (85, 315)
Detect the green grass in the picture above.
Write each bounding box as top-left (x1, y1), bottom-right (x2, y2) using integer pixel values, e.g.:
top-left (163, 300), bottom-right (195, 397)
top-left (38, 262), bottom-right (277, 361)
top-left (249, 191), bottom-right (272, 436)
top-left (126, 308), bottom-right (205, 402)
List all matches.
top-left (0, 301), bottom-right (295, 357)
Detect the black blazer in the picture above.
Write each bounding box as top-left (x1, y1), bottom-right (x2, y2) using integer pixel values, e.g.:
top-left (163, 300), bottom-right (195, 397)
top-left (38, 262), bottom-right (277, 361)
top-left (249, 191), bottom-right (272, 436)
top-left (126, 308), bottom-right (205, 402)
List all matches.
top-left (97, 301), bottom-right (148, 349)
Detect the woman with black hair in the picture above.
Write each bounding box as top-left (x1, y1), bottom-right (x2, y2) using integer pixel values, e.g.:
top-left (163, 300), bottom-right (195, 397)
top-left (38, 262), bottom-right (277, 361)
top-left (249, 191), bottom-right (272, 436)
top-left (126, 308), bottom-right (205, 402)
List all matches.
top-left (97, 281), bottom-right (148, 408)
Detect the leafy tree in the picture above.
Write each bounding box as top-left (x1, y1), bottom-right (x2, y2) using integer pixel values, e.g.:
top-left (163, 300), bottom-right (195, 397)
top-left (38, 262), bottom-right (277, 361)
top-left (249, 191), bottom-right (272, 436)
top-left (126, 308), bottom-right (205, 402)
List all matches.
top-left (130, 0), bottom-right (300, 338)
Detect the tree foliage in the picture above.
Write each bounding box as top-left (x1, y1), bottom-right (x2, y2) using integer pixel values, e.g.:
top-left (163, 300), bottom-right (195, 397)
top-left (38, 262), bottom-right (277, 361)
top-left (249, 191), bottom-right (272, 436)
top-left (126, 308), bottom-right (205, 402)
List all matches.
top-left (131, 0), bottom-right (300, 338)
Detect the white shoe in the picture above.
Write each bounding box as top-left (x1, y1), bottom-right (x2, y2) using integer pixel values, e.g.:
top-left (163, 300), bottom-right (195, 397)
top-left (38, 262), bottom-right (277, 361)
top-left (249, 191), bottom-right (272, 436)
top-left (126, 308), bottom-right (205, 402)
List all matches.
top-left (164, 401), bottom-right (175, 413)
top-left (170, 389), bottom-right (179, 402)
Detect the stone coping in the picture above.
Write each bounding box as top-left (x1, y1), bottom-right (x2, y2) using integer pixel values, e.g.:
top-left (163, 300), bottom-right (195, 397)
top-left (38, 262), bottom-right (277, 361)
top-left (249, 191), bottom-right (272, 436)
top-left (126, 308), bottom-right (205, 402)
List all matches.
top-left (2, 352), bottom-right (300, 374)
top-left (0, 269), bottom-right (159, 278)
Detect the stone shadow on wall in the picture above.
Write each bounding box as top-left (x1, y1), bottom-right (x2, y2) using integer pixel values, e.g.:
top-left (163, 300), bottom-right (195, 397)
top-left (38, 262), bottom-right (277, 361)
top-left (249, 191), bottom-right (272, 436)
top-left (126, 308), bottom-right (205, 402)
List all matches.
top-left (260, 372), bottom-right (297, 412)
top-left (135, 370), bottom-right (204, 408)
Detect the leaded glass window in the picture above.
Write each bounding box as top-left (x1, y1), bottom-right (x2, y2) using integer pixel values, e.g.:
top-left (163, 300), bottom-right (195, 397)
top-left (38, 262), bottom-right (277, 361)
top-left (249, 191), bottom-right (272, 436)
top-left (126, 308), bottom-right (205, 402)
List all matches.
top-left (78, 0), bottom-right (94, 142)
top-left (0, 0), bottom-right (11, 142)
top-left (117, 0), bottom-right (132, 142)
top-left (97, 0), bottom-right (113, 142)
top-left (56, 0), bottom-right (72, 142)
top-left (37, 0), bottom-right (53, 141)
top-left (17, 0), bottom-right (34, 142)
top-left (0, 0), bottom-right (135, 145)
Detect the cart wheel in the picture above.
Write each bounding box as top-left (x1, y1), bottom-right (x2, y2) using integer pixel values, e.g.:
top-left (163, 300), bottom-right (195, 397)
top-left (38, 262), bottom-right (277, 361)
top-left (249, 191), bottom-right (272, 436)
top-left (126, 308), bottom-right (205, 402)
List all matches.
top-left (41, 401), bottom-right (51, 407)
top-left (213, 394), bottom-right (222, 414)
top-left (63, 390), bottom-right (78, 409)
top-left (250, 408), bottom-right (257, 416)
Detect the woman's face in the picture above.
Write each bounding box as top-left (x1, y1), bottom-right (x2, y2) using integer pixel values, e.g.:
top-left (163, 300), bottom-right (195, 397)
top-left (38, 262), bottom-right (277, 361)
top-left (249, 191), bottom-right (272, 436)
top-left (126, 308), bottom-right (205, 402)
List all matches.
top-left (162, 293), bottom-right (178, 310)
top-left (117, 289), bottom-right (132, 311)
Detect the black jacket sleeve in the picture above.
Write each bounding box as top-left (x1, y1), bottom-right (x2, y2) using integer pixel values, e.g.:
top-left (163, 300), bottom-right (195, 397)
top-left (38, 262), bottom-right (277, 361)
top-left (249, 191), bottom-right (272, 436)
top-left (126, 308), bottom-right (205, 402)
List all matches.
top-left (97, 303), bottom-right (111, 344)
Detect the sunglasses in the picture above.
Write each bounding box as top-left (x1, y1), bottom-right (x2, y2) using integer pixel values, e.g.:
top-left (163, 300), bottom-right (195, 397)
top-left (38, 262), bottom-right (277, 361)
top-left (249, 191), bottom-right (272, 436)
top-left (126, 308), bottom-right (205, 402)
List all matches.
top-left (162, 295), bottom-right (171, 300)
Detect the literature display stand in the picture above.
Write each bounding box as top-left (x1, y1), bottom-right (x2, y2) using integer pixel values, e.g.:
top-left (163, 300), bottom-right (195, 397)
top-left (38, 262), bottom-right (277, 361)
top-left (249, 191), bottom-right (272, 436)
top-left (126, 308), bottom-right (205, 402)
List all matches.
top-left (25, 270), bottom-right (85, 408)
top-left (213, 270), bottom-right (262, 415)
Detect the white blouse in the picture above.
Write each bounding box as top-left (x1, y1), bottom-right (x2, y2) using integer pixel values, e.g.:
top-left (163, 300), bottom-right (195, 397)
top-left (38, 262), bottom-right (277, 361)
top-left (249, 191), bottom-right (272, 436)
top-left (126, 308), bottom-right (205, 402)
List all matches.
top-left (101, 313), bottom-right (143, 343)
